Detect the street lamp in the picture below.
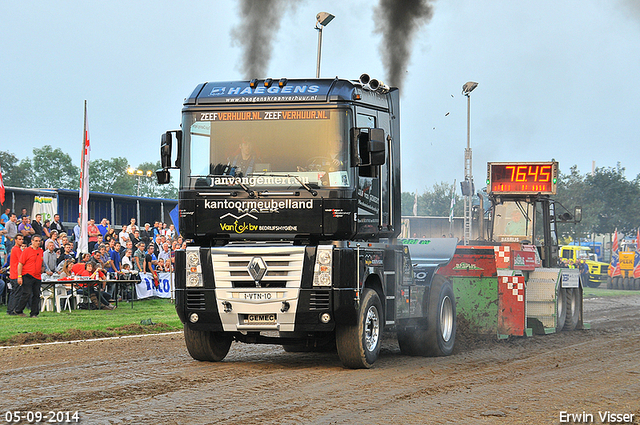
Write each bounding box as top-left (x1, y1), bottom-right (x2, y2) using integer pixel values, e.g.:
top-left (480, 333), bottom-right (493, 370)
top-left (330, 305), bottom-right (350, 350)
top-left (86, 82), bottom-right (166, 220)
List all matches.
top-left (462, 81), bottom-right (478, 245)
top-left (127, 167), bottom-right (154, 196)
top-left (315, 12), bottom-right (335, 78)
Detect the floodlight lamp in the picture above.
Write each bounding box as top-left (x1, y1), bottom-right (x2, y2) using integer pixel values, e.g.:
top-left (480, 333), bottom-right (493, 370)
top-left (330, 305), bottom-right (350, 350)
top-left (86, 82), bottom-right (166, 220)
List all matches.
top-left (316, 12), bottom-right (334, 27)
top-left (462, 81), bottom-right (478, 96)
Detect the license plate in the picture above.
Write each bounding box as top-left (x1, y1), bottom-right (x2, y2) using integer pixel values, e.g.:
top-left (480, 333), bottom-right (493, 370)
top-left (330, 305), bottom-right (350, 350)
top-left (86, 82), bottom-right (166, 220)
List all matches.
top-left (245, 314), bottom-right (276, 325)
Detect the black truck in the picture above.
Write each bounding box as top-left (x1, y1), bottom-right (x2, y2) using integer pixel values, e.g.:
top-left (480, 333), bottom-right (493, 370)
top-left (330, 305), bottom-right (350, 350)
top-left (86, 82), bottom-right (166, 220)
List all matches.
top-left (156, 75), bottom-right (458, 368)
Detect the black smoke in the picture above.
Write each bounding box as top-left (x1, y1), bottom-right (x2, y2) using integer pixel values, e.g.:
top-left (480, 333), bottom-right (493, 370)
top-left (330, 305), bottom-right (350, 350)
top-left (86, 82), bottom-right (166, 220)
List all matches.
top-left (374, 0), bottom-right (436, 90)
top-left (231, 0), bottom-right (299, 79)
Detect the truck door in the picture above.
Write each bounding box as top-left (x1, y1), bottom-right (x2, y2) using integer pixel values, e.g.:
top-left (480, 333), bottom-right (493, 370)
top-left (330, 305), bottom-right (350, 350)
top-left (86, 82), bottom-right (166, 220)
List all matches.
top-left (355, 110), bottom-right (383, 237)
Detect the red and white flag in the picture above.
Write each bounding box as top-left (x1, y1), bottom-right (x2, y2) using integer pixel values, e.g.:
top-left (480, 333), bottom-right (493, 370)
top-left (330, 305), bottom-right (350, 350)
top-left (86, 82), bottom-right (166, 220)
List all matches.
top-left (0, 165), bottom-right (5, 205)
top-left (77, 101), bottom-right (91, 255)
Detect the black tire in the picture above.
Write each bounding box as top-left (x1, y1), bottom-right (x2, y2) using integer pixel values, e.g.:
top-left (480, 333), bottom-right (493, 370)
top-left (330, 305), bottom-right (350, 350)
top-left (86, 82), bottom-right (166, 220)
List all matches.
top-left (635, 278), bottom-right (640, 291)
top-left (606, 277), bottom-right (613, 289)
top-left (556, 287), bottom-right (567, 331)
top-left (613, 276), bottom-right (621, 289)
top-left (336, 288), bottom-right (383, 369)
top-left (562, 288), bottom-right (581, 331)
top-left (183, 324), bottom-right (233, 362)
top-left (586, 278), bottom-right (600, 288)
top-left (623, 277), bottom-right (630, 290)
top-left (398, 275), bottom-right (456, 357)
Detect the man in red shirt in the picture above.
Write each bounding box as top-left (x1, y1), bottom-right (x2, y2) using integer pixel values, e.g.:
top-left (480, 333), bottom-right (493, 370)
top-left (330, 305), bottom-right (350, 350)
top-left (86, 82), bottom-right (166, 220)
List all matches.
top-left (14, 234), bottom-right (44, 317)
top-left (6, 234), bottom-right (24, 315)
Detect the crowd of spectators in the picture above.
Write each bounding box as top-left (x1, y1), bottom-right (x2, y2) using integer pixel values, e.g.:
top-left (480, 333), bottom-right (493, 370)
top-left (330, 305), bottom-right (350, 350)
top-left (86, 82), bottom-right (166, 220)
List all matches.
top-left (0, 207), bottom-right (182, 311)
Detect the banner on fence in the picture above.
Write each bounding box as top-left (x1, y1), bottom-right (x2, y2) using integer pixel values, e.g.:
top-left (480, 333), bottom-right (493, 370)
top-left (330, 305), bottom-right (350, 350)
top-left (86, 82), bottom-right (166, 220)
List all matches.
top-left (136, 272), bottom-right (173, 299)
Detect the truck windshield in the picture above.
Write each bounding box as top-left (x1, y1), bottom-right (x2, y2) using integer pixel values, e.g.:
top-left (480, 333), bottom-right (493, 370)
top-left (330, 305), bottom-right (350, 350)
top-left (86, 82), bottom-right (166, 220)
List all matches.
top-left (181, 108), bottom-right (351, 190)
top-left (493, 201), bottom-right (533, 243)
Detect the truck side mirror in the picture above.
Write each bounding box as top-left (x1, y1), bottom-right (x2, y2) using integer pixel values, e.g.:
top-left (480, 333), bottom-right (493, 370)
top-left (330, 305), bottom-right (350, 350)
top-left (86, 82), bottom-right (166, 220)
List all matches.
top-left (351, 127), bottom-right (386, 167)
top-left (160, 130), bottom-right (183, 169)
top-left (160, 132), bottom-right (172, 169)
top-left (156, 170), bottom-right (171, 185)
top-left (574, 206), bottom-right (582, 223)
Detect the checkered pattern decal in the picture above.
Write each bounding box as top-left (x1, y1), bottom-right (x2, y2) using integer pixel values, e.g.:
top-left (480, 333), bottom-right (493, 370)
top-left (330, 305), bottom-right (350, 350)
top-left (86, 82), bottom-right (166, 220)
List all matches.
top-left (494, 246), bottom-right (511, 269)
top-left (501, 276), bottom-right (525, 302)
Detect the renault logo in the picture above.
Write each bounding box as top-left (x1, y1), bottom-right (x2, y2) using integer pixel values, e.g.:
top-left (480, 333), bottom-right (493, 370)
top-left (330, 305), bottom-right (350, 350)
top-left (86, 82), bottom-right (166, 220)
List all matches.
top-left (248, 256), bottom-right (267, 284)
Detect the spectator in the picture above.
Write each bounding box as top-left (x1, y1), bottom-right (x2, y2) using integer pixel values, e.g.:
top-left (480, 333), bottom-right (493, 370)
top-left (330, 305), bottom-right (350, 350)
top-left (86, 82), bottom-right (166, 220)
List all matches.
top-left (133, 242), bottom-right (146, 272)
top-left (87, 218), bottom-right (100, 252)
top-left (161, 222), bottom-right (171, 238)
top-left (43, 240), bottom-right (58, 278)
top-left (6, 234), bottom-right (25, 315)
top-left (168, 223), bottom-right (177, 240)
top-left (144, 244), bottom-right (158, 272)
top-left (44, 229), bottom-right (60, 251)
top-left (140, 223), bottom-right (153, 247)
top-left (0, 220), bottom-right (6, 265)
top-left (163, 258), bottom-right (172, 273)
top-left (109, 240), bottom-right (122, 273)
top-left (18, 215), bottom-right (35, 245)
top-left (120, 239), bottom-right (133, 259)
top-left (129, 218), bottom-right (137, 232)
top-left (118, 225), bottom-right (130, 246)
top-left (129, 229), bottom-right (141, 247)
top-left (97, 218), bottom-right (109, 238)
top-left (58, 233), bottom-right (69, 253)
top-left (14, 234), bottom-right (44, 318)
top-left (72, 217), bottom-right (81, 245)
top-left (0, 208), bottom-right (10, 226)
top-left (50, 214), bottom-right (66, 233)
top-left (42, 219), bottom-right (51, 239)
top-left (158, 242), bottom-right (171, 263)
top-left (57, 242), bottom-right (75, 268)
top-left (31, 214), bottom-right (44, 237)
top-left (77, 261), bottom-right (115, 310)
top-left (122, 249), bottom-right (133, 270)
top-left (104, 227), bottom-right (117, 244)
top-left (17, 207), bottom-right (28, 220)
top-left (153, 221), bottom-right (161, 242)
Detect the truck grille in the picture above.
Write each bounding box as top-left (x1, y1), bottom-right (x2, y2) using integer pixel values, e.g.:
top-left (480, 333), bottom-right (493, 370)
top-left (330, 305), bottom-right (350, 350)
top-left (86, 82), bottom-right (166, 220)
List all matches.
top-left (211, 246), bottom-right (305, 289)
top-left (186, 291), bottom-right (206, 310)
top-left (309, 291), bottom-right (330, 310)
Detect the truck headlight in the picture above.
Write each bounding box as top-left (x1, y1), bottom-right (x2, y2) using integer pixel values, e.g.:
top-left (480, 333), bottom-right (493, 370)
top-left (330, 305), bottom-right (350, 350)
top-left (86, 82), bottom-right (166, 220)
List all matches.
top-left (186, 248), bottom-right (203, 287)
top-left (313, 245), bottom-right (333, 287)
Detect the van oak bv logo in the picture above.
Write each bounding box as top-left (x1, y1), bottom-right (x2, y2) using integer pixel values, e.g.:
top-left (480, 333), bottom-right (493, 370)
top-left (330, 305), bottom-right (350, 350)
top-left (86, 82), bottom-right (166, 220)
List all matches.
top-left (211, 200), bottom-right (313, 234)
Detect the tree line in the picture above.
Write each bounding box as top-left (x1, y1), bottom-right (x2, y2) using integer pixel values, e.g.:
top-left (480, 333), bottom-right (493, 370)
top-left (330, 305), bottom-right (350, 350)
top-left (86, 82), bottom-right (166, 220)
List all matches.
top-left (401, 164), bottom-right (640, 239)
top-left (0, 146), bottom-right (177, 199)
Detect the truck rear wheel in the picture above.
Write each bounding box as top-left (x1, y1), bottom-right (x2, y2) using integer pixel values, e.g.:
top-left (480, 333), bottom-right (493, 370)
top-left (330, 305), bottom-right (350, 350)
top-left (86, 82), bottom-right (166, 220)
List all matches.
top-left (336, 288), bottom-right (382, 369)
top-left (183, 324), bottom-right (233, 362)
top-left (562, 288), bottom-right (581, 331)
top-left (606, 277), bottom-right (613, 289)
top-left (398, 275), bottom-right (456, 357)
top-left (635, 278), bottom-right (640, 290)
top-left (622, 277), bottom-right (630, 290)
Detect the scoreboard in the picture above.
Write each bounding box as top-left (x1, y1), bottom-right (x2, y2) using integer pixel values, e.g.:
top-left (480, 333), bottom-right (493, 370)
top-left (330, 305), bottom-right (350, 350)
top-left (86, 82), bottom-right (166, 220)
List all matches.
top-left (487, 162), bottom-right (558, 195)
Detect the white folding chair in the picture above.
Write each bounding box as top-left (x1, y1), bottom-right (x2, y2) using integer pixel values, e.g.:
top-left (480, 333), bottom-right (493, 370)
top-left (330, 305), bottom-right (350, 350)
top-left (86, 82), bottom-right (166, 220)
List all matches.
top-left (40, 289), bottom-right (55, 312)
top-left (55, 284), bottom-right (75, 312)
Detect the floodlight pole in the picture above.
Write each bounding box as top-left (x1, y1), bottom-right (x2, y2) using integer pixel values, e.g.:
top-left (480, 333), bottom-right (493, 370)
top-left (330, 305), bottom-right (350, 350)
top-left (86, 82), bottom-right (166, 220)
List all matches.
top-left (315, 12), bottom-right (334, 78)
top-left (462, 82), bottom-right (478, 245)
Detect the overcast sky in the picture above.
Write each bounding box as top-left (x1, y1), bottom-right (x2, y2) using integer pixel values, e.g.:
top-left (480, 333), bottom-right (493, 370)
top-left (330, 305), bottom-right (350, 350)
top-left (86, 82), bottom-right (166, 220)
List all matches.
top-left (2, 0), bottom-right (639, 194)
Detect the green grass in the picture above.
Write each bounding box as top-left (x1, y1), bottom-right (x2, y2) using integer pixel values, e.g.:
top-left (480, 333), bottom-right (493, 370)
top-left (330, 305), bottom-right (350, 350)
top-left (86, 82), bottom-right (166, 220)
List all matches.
top-left (0, 298), bottom-right (182, 345)
top-left (582, 286), bottom-right (640, 298)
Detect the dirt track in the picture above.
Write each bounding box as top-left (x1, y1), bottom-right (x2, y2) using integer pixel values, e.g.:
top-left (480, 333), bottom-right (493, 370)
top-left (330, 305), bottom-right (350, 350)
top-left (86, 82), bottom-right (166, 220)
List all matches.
top-left (2, 295), bottom-right (640, 425)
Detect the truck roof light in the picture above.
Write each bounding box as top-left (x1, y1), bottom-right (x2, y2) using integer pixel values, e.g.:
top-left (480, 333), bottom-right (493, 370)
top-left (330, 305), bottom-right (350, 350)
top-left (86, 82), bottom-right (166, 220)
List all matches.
top-left (278, 78), bottom-right (288, 88)
top-left (264, 78), bottom-right (273, 88)
top-left (249, 79), bottom-right (259, 89)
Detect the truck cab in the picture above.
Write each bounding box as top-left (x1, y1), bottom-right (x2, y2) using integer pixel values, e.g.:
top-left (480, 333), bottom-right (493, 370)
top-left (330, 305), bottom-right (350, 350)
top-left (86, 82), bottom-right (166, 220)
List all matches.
top-left (157, 76), bottom-right (458, 368)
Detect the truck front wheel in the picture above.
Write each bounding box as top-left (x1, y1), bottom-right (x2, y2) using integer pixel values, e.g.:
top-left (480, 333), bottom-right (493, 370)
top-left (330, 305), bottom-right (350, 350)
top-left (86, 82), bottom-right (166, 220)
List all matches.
top-left (336, 288), bottom-right (382, 369)
top-left (183, 324), bottom-right (233, 362)
top-left (398, 275), bottom-right (456, 357)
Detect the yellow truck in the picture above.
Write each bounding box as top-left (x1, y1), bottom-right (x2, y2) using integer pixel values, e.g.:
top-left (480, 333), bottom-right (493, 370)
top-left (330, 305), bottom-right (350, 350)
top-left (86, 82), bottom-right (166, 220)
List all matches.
top-left (559, 245), bottom-right (608, 288)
